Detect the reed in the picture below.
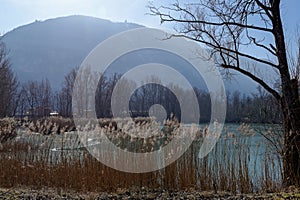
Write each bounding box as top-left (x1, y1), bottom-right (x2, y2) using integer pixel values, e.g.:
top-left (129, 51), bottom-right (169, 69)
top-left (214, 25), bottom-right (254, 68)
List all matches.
top-left (0, 118), bottom-right (282, 193)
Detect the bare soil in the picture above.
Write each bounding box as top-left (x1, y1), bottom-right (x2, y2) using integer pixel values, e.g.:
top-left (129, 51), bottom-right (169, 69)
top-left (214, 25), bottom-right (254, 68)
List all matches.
top-left (0, 187), bottom-right (300, 200)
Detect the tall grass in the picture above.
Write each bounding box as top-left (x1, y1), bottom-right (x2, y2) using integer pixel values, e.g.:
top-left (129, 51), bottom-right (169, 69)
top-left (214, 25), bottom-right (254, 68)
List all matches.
top-left (0, 118), bottom-right (18, 143)
top-left (0, 118), bottom-right (282, 193)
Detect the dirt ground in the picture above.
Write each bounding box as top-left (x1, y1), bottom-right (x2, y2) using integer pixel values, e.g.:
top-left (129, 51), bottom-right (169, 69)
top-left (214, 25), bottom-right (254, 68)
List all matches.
top-left (1, 187), bottom-right (300, 200)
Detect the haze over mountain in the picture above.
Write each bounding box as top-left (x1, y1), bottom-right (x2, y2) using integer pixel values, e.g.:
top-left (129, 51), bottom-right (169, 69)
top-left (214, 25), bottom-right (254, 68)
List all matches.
top-left (2, 15), bottom-right (142, 88)
top-left (2, 15), bottom-right (258, 93)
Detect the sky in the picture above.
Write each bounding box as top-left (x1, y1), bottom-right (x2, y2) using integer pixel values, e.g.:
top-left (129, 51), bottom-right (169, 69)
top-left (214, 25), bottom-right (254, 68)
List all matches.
top-left (0, 0), bottom-right (161, 34)
top-left (0, 0), bottom-right (300, 34)
top-left (1, 0), bottom-right (300, 36)
top-left (0, 0), bottom-right (300, 56)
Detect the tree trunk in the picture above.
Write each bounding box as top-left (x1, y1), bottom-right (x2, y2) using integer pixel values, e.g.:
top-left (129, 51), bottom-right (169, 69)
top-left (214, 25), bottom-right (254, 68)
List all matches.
top-left (280, 81), bottom-right (300, 187)
top-left (271, 1), bottom-right (300, 187)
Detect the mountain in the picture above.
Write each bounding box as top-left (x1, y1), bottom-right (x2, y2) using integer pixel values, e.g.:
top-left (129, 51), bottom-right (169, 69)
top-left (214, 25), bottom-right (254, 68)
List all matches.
top-left (2, 15), bottom-right (142, 88)
top-left (1, 15), bottom-right (258, 93)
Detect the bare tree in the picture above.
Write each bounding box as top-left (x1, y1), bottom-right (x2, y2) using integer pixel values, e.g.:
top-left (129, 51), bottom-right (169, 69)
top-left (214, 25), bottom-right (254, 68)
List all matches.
top-left (15, 86), bottom-right (28, 118)
top-left (56, 68), bottom-right (77, 117)
top-left (95, 74), bottom-right (112, 118)
top-left (72, 66), bottom-right (100, 118)
top-left (150, 0), bottom-right (300, 186)
top-left (24, 81), bottom-right (38, 114)
top-left (36, 79), bottom-right (52, 109)
top-left (20, 79), bottom-right (53, 118)
top-left (0, 42), bottom-right (18, 117)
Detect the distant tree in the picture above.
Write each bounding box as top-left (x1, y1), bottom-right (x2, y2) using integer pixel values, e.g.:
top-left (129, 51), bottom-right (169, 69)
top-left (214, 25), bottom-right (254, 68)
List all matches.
top-left (194, 88), bottom-right (211, 122)
top-left (23, 81), bottom-right (38, 113)
top-left (150, 0), bottom-right (300, 186)
top-left (0, 42), bottom-right (18, 117)
top-left (95, 74), bottom-right (117, 118)
top-left (72, 66), bottom-right (100, 118)
top-left (15, 86), bottom-right (28, 118)
top-left (36, 79), bottom-right (52, 109)
top-left (20, 79), bottom-right (53, 118)
top-left (56, 68), bottom-right (77, 117)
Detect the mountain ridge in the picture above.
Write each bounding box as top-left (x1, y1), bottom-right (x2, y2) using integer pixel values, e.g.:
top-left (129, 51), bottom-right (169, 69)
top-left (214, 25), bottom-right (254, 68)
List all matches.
top-left (2, 15), bottom-right (258, 93)
top-left (2, 15), bottom-right (143, 88)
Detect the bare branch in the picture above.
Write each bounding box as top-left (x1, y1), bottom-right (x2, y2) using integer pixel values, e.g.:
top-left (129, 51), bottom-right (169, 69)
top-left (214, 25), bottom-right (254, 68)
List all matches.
top-left (249, 36), bottom-right (277, 56)
top-left (170, 32), bottom-right (278, 68)
top-left (255, 0), bottom-right (273, 20)
top-left (153, 11), bottom-right (273, 33)
top-left (222, 64), bottom-right (281, 100)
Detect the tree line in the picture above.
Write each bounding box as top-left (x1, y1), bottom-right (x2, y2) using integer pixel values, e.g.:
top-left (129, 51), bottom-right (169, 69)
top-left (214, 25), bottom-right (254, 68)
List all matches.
top-left (0, 42), bottom-right (281, 123)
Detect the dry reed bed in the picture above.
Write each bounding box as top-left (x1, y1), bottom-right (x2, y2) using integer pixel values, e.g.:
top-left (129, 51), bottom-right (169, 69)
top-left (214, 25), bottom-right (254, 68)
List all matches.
top-left (0, 118), bottom-right (282, 194)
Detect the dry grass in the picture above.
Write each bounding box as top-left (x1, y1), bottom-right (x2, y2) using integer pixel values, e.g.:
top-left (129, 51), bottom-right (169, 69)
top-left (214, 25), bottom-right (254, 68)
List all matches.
top-left (0, 118), bottom-right (282, 194)
top-left (0, 118), bottom-right (18, 143)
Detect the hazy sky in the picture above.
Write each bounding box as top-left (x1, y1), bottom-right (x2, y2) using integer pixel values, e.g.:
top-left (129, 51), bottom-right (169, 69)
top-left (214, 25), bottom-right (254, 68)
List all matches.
top-left (0, 0), bottom-right (161, 34)
top-left (1, 0), bottom-right (299, 35)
